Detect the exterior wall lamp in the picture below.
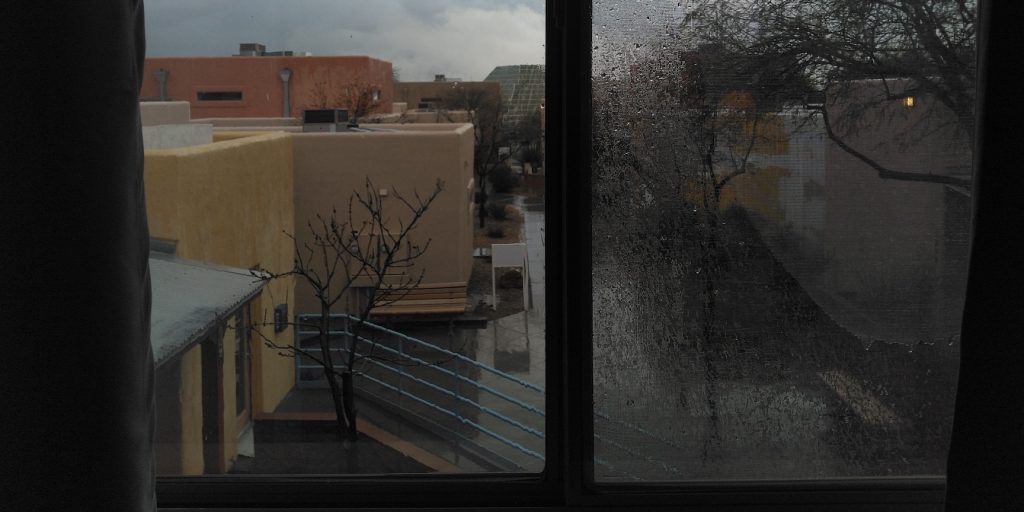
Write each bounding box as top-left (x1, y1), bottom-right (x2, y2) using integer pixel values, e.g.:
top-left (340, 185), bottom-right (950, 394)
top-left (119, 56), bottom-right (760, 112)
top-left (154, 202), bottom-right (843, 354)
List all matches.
top-left (279, 68), bottom-right (292, 118)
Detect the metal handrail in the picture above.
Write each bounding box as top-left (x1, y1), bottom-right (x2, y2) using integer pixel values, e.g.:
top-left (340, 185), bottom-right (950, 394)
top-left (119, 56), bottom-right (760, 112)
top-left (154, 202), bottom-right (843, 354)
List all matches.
top-left (593, 431), bottom-right (684, 477)
top-left (293, 316), bottom-right (695, 475)
top-left (298, 314), bottom-right (545, 394)
top-left (294, 314), bottom-right (546, 465)
top-left (355, 385), bottom-right (526, 471)
top-left (293, 329), bottom-right (545, 418)
top-left (594, 409), bottom-right (689, 454)
top-left (358, 355), bottom-right (545, 439)
top-left (356, 369), bottom-right (545, 462)
top-left (351, 331), bottom-right (544, 417)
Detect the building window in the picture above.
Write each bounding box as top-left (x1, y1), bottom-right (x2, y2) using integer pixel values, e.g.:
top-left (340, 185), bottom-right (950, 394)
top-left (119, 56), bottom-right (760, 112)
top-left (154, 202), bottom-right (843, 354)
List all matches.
top-left (150, 1), bottom-right (981, 509)
top-left (197, 90), bottom-right (243, 101)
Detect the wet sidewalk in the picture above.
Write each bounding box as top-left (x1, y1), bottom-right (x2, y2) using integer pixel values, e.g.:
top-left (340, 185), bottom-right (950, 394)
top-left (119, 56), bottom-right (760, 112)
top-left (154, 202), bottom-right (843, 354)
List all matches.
top-left (465, 196), bottom-right (546, 470)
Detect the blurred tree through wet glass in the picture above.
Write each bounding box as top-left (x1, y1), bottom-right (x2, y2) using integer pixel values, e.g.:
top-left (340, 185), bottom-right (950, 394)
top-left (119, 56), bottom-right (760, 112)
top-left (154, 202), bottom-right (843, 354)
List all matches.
top-left (592, 0), bottom-right (973, 481)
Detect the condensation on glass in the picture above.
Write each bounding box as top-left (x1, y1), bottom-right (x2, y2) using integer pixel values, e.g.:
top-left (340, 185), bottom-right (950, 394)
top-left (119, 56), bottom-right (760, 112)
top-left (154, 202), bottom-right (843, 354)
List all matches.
top-left (145, 0), bottom-right (546, 476)
top-left (592, 0), bottom-right (972, 480)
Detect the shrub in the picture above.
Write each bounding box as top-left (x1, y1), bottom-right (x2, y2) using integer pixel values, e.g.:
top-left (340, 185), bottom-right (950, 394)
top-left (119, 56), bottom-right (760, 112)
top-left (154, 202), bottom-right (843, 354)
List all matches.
top-left (520, 147), bottom-right (542, 166)
top-left (488, 164), bottom-right (520, 193)
top-left (486, 202), bottom-right (509, 220)
top-left (487, 227), bottom-right (505, 238)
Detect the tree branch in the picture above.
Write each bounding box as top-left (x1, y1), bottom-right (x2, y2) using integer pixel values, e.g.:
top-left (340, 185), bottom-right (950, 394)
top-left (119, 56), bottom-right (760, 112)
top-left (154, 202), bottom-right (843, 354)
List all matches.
top-left (820, 106), bottom-right (971, 188)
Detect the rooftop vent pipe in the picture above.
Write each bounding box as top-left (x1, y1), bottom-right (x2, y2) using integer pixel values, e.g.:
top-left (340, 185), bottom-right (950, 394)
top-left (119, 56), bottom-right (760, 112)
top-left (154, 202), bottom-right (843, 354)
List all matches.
top-left (153, 68), bottom-right (169, 101)
top-left (279, 68), bottom-right (292, 118)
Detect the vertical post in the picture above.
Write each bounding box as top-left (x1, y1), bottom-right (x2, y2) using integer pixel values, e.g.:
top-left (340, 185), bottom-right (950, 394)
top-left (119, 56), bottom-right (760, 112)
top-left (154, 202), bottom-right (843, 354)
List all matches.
top-left (341, 315), bottom-right (349, 367)
top-left (453, 354), bottom-right (461, 434)
top-left (522, 249), bottom-right (530, 311)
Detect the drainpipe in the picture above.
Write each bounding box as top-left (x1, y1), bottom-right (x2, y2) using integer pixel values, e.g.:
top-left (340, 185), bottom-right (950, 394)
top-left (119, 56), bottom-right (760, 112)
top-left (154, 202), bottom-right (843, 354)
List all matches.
top-left (153, 68), bottom-right (168, 101)
top-left (279, 68), bottom-right (292, 118)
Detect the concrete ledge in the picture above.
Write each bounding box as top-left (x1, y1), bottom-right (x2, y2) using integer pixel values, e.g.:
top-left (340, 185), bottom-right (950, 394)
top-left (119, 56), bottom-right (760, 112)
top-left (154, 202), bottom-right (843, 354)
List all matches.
top-left (141, 101), bottom-right (191, 126)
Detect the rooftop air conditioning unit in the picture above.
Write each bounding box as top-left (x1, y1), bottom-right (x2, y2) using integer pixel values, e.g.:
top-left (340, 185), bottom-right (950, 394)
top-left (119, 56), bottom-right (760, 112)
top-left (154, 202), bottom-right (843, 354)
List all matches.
top-left (238, 42), bottom-right (266, 56)
top-left (302, 109), bottom-right (352, 132)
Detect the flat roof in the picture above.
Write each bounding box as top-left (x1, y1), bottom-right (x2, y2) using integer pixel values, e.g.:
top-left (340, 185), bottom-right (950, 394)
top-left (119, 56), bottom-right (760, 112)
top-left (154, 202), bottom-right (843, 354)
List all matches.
top-left (150, 255), bottom-right (266, 366)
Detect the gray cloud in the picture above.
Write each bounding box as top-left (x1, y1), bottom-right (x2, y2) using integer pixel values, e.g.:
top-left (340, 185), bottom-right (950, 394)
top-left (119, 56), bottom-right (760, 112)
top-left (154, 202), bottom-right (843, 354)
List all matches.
top-left (144, 0), bottom-right (545, 81)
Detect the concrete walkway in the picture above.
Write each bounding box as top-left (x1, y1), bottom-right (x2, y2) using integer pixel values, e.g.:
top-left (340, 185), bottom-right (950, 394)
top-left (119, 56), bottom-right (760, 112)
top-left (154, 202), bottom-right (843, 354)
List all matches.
top-left (466, 196), bottom-right (546, 471)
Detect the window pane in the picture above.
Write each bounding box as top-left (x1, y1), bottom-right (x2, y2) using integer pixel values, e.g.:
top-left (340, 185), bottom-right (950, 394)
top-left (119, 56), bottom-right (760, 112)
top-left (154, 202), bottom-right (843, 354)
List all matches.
top-left (592, 0), bottom-right (973, 480)
top-left (145, 0), bottom-right (545, 475)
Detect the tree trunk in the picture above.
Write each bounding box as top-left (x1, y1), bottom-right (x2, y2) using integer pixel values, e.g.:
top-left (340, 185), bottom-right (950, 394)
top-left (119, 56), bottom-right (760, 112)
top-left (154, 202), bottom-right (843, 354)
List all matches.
top-left (319, 311), bottom-right (350, 442)
top-left (477, 167), bottom-right (488, 229)
top-left (342, 371), bottom-right (358, 442)
top-left (698, 141), bottom-right (722, 462)
top-left (699, 206), bottom-right (721, 463)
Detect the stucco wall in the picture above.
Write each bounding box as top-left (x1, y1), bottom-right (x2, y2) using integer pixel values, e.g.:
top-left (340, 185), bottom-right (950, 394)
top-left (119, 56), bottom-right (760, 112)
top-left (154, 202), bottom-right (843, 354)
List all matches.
top-left (723, 82), bottom-right (970, 344)
top-left (290, 124), bottom-right (475, 314)
top-left (145, 132), bottom-right (297, 418)
top-left (179, 345), bottom-right (204, 475)
top-left (821, 85), bottom-right (969, 342)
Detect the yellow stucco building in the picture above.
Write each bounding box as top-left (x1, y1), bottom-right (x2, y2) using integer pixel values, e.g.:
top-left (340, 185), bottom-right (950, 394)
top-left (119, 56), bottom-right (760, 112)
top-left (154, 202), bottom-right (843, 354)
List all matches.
top-left (142, 100), bottom-right (475, 474)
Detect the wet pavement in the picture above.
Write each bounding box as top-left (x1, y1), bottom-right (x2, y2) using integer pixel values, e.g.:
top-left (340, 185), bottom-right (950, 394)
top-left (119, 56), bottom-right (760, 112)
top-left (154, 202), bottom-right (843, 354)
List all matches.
top-left (465, 195), bottom-right (546, 471)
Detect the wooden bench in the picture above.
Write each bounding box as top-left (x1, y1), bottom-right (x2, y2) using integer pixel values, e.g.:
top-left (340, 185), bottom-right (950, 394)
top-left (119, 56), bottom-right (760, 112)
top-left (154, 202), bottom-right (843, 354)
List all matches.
top-left (369, 282), bottom-right (469, 316)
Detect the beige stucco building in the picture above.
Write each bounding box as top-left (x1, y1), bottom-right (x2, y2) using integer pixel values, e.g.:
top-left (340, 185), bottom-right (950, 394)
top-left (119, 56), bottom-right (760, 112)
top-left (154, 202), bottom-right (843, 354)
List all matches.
top-left (141, 101), bottom-right (475, 473)
top-left (176, 106), bottom-right (477, 314)
top-left (143, 102), bottom-right (297, 474)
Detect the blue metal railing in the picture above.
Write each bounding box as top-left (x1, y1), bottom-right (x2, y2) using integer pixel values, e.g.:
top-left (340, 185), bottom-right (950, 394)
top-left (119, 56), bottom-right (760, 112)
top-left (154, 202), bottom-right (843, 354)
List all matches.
top-left (295, 314), bottom-right (545, 467)
top-left (294, 314), bottom-right (689, 477)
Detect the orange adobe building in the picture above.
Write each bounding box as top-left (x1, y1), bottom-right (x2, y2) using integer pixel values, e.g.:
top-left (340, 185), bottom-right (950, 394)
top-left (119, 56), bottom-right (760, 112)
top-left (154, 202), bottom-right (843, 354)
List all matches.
top-left (141, 45), bottom-right (393, 119)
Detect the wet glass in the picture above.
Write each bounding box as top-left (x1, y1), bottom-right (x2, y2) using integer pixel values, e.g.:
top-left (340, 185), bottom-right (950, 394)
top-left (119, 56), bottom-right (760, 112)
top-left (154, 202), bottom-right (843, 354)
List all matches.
top-left (145, 0), bottom-right (545, 476)
top-left (592, 0), bottom-right (973, 480)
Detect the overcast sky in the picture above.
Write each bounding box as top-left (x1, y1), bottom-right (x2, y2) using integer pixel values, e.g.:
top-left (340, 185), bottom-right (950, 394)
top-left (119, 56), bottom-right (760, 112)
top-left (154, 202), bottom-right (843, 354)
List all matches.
top-left (144, 0), bottom-right (545, 82)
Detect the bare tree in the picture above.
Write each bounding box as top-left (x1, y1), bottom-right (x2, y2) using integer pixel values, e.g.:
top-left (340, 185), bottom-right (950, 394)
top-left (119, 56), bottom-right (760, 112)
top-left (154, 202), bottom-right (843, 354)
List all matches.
top-left (651, 44), bottom-right (804, 458)
top-left (335, 78), bottom-right (381, 121)
top-left (441, 86), bottom-right (538, 227)
top-left (254, 178), bottom-right (444, 444)
top-left (298, 79), bottom-right (383, 122)
top-left (684, 0), bottom-right (976, 188)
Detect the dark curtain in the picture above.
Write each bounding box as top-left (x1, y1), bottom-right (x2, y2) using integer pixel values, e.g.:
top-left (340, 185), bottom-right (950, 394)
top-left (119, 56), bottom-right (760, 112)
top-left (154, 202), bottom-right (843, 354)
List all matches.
top-left (0, 1), bottom-right (155, 511)
top-left (945, 1), bottom-right (1024, 511)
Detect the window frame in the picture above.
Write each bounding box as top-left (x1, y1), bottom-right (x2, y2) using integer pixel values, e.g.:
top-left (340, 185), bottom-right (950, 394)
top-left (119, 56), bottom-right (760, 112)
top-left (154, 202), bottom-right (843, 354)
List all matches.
top-left (156, 1), bottom-right (982, 509)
